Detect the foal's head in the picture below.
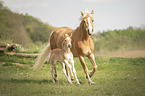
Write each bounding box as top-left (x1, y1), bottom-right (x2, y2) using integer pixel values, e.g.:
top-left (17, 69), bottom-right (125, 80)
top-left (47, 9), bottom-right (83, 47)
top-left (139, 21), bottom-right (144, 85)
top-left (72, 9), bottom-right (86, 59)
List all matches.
top-left (63, 34), bottom-right (72, 48)
top-left (80, 10), bottom-right (94, 35)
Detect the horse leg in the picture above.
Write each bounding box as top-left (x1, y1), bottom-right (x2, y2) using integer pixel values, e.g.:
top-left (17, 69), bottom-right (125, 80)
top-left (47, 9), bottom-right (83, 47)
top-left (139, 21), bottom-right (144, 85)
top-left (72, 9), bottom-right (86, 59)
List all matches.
top-left (79, 56), bottom-right (95, 84)
top-left (61, 62), bottom-right (72, 84)
top-left (64, 60), bottom-right (74, 81)
top-left (70, 59), bottom-right (80, 85)
top-left (65, 65), bottom-right (71, 80)
top-left (51, 62), bottom-right (55, 83)
top-left (88, 54), bottom-right (98, 77)
top-left (54, 65), bottom-right (58, 82)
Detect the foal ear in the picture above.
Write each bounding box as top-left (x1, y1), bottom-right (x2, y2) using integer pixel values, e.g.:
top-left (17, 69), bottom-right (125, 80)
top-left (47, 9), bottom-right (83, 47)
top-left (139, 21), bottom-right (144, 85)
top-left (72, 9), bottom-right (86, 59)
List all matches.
top-left (81, 11), bottom-right (84, 16)
top-left (91, 10), bottom-right (94, 14)
top-left (64, 34), bottom-right (69, 38)
top-left (70, 33), bottom-right (72, 37)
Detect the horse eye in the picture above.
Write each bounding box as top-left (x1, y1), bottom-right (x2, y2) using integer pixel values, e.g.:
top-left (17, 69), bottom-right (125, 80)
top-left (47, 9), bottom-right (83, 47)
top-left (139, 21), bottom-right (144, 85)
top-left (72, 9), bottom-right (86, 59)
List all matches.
top-left (92, 20), bottom-right (94, 22)
top-left (65, 40), bottom-right (67, 42)
top-left (83, 20), bottom-right (85, 23)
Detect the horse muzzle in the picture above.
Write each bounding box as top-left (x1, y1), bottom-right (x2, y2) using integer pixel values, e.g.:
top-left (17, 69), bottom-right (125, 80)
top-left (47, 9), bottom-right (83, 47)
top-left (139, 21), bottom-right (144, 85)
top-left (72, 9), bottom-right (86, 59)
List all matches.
top-left (68, 44), bottom-right (72, 48)
top-left (88, 29), bottom-right (93, 35)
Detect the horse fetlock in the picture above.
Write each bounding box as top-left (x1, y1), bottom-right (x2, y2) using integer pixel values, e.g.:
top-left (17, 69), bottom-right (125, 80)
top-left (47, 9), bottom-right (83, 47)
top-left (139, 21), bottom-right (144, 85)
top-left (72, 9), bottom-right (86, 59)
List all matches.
top-left (89, 66), bottom-right (98, 77)
top-left (94, 66), bottom-right (98, 71)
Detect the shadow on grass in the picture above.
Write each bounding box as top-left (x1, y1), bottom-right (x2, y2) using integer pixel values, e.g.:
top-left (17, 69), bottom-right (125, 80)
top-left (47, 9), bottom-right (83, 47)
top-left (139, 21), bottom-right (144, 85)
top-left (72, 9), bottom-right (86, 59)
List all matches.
top-left (1, 79), bottom-right (53, 84)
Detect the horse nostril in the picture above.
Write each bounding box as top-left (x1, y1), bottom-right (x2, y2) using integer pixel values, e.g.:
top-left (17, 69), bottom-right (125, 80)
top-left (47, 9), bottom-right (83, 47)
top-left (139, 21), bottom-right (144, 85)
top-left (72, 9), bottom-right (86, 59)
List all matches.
top-left (68, 44), bottom-right (71, 48)
top-left (88, 29), bottom-right (89, 33)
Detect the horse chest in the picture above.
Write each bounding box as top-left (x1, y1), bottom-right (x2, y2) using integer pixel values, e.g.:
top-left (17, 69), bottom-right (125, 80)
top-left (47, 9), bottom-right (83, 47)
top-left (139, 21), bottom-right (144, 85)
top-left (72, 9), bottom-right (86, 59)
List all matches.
top-left (64, 53), bottom-right (73, 61)
top-left (77, 41), bottom-right (92, 56)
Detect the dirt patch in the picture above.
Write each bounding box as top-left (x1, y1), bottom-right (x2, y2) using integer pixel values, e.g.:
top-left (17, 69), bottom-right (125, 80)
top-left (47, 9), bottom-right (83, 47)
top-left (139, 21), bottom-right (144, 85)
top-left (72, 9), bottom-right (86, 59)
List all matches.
top-left (96, 50), bottom-right (145, 58)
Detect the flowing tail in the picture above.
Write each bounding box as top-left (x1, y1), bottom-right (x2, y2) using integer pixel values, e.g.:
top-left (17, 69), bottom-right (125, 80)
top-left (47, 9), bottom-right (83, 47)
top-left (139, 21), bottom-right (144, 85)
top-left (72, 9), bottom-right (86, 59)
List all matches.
top-left (33, 43), bottom-right (50, 70)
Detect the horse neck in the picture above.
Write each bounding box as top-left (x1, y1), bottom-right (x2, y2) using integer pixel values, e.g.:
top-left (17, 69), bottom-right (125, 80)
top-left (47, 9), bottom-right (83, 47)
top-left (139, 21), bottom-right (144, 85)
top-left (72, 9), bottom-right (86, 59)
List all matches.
top-left (75, 21), bottom-right (90, 40)
top-left (62, 42), bottom-right (71, 53)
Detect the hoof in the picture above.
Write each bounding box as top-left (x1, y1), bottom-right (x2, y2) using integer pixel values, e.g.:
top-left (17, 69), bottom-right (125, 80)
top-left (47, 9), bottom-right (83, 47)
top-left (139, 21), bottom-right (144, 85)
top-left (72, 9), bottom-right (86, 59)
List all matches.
top-left (68, 80), bottom-right (73, 84)
top-left (89, 81), bottom-right (95, 85)
top-left (52, 80), bottom-right (55, 83)
top-left (54, 78), bottom-right (58, 82)
top-left (71, 77), bottom-right (74, 81)
top-left (77, 83), bottom-right (81, 85)
top-left (70, 82), bottom-right (73, 84)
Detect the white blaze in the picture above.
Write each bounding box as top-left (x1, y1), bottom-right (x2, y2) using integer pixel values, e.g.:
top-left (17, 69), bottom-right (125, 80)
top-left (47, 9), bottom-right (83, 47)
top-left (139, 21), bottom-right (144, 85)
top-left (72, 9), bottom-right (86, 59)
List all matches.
top-left (87, 17), bottom-right (92, 33)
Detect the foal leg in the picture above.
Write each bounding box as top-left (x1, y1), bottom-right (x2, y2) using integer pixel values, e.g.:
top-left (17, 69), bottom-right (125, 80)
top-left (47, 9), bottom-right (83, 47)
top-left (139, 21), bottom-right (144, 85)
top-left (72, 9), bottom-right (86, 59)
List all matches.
top-left (65, 65), bottom-right (71, 80)
top-left (61, 62), bottom-right (72, 84)
top-left (79, 56), bottom-right (95, 84)
top-left (64, 60), bottom-right (74, 80)
top-left (51, 63), bottom-right (55, 83)
top-left (54, 66), bottom-right (58, 82)
top-left (88, 54), bottom-right (98, 77)
top-left (70, 59), bottom-right (80, 85)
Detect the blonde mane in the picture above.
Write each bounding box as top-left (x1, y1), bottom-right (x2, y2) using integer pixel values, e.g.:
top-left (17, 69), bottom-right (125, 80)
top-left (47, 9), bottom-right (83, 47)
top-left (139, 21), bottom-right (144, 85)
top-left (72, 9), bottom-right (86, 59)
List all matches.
top-left (80, 9), bottom-right (93, 20)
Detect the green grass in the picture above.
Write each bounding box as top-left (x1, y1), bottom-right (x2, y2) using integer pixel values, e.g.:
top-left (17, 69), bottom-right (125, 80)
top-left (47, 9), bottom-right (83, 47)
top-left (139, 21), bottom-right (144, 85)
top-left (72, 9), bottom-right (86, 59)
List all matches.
top-left (0, 54), bottom-right (145, 96)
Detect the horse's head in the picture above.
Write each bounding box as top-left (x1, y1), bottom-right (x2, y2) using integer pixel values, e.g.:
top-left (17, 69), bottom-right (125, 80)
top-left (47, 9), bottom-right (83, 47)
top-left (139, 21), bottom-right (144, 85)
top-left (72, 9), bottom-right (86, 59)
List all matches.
top-left (63, 34), bottom-right (72, 48)
top-left (81, 10), bottom-right (94, 35)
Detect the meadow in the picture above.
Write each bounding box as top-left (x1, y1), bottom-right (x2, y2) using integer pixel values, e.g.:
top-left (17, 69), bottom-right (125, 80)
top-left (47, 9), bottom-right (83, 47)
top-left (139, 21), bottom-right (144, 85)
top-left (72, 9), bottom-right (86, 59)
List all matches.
top-left (1, 1), bottom-right (145, 96)
top-left (0, 54), bottom-right (145, 96)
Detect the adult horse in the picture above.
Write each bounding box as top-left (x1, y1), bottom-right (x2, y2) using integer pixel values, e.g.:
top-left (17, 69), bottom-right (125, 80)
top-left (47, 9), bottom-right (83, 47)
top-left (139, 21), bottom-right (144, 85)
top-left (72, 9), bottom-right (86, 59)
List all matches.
top-left (33, 10), bottom-right (98, 84)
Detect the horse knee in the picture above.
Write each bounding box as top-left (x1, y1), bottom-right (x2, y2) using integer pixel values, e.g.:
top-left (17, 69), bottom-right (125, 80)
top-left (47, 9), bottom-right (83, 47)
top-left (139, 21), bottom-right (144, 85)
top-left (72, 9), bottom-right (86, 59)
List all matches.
top-left (67, 64), bottom-right (72, 69)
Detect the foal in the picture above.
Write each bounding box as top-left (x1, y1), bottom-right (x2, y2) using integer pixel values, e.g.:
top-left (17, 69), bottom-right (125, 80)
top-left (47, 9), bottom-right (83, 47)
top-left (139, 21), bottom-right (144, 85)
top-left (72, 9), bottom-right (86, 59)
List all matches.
top-left (48, 34), bottom-right (80, 85)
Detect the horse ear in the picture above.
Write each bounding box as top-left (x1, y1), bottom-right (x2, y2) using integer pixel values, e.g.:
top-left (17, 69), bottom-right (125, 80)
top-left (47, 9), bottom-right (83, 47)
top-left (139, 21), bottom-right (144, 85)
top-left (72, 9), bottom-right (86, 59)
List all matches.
top-left (91, 10), bottom-right (94, 14)
top-left (70, 33), bottom-right (72, 37)
top-left (81, 11), bottom-right (84, 16)
top-left (64, 34), bottom-right (69, 38)
top-left (63, 34), bottom-right (66, 38)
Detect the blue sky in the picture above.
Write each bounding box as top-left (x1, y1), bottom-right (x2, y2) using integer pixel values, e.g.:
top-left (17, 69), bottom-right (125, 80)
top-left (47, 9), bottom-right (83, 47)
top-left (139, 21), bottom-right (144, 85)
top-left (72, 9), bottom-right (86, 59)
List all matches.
top-left (4, 0), bottom-right (145, 32)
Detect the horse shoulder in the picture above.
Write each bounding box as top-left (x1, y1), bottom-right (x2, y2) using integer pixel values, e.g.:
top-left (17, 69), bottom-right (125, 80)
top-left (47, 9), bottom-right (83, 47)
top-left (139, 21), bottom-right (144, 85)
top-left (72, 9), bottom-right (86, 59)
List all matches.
top-left (74, 37), bottom-right (94, 56)
top-left (89, 38), bottom-right (94, 52)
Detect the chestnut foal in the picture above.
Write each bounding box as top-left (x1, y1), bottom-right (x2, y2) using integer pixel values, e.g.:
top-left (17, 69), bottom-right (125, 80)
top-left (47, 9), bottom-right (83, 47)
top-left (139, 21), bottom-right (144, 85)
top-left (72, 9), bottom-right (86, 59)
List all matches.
top-left (48, 34), bottom-right (80, 85)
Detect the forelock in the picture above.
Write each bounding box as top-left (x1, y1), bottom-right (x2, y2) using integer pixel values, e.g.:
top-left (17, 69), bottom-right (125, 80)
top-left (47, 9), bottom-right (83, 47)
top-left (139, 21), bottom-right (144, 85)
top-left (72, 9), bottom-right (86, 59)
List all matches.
top-left (81, 14), bottom-right (93, 20)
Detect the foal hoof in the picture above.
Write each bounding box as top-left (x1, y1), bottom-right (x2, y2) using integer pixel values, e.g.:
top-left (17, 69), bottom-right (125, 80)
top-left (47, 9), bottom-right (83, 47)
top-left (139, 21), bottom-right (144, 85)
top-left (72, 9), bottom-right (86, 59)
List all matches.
top-left (89, 81), bottom-right (95, 85)
top-left (70, 82), bottom-right (73, 84)
top-left (53, 78), bottom-right (58, 82)
top-left (77, 83), bottom-right (81, 85)
top-left (71, 77), bottom-right (74, 81)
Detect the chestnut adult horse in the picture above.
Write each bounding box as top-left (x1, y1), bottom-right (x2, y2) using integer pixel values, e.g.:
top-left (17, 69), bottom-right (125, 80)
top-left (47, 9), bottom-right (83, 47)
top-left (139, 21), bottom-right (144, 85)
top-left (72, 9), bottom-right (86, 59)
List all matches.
top-left (33, 10), bottom-right (97, 84)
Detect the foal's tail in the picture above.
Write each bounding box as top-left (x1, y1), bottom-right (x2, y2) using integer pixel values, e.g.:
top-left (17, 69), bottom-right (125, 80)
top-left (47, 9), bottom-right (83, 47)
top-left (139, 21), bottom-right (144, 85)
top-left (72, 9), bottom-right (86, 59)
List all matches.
top-left (32, 43), bottom-right (51, 70)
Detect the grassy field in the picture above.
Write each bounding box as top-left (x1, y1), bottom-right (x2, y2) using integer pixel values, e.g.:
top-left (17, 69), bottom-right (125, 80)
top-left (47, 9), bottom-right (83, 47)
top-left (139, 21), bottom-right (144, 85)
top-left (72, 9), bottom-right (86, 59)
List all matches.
top-left (0, 54), bottom-right (145, 96)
